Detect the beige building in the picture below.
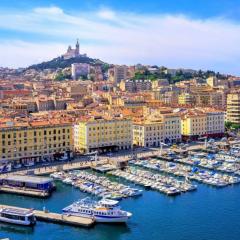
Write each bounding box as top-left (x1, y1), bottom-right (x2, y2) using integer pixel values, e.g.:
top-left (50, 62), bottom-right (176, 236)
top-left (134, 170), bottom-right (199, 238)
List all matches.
top-left (207, 76), bottom-right (218, 87)
top-left (0, 119), bottom-right (73, 164)
top-left (133, 113), bottom-right (181, 147)
top-left (226, 93), bottom-right (240, 124)
top-left (74, 115), bottom-right (132, 153)
top-left (178, 93), bottom-right (194, 105)
top-left (181, 112), bottom-right (207, 140)
top-left (120, 79), bottom-right (152, 92)
top-left (181, 108), bottom-right (225, 140)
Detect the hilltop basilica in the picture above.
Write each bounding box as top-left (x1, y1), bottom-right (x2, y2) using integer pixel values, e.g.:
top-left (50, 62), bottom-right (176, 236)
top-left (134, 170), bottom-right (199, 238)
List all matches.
top-left (62, 40), bottom-right (86, 59)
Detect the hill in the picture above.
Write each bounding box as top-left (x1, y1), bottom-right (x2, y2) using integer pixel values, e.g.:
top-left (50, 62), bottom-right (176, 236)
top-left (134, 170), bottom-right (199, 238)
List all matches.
top-left (27, 55), bottom-right (107, 71)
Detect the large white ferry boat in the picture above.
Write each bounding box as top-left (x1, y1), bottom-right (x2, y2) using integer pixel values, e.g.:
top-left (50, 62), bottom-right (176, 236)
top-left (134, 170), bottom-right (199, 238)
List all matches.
top-left (0, 207), bottom-right (36, 226)
top-left (62, 198), bottom-right (132, 223)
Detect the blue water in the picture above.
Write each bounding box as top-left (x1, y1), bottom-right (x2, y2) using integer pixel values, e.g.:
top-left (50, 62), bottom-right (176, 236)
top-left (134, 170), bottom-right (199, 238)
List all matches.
top-left (0, 179), bottom-right (240, 240)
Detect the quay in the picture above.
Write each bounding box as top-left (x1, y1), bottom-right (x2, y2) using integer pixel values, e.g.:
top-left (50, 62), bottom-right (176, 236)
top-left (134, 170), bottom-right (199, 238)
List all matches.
top-left (0, 204), bottom-right (94, 227)
top-left (0, 186), bottom-right (49, 198)
top-left (28, 159), bottom-right (108, 176)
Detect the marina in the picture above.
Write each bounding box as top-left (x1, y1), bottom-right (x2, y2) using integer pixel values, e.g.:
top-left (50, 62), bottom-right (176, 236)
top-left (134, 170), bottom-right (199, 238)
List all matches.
top-left (2, 145), bottom-right (240, 239)
top-left (50, 170), bottom-right (143, 199)
top-left (1, 178), bottom-right (240, 240)
top-left (132, 158), bottom-right (240, 187)
top-left (109, 167), bottom-right (196, 195)
top-left (175, 151), bottom-right (240, 175)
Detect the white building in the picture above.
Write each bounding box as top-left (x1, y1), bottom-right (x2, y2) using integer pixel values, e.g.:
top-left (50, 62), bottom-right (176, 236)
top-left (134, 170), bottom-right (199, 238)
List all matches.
top-left (71, 63), bottom-right (90, 80)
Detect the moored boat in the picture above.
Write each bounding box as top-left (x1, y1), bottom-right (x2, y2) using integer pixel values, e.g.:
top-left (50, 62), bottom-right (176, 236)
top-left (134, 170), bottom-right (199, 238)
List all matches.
top-left (0, 207), bottom-right (36, 226)
top-left (62, 198), bottom-right (132, 223)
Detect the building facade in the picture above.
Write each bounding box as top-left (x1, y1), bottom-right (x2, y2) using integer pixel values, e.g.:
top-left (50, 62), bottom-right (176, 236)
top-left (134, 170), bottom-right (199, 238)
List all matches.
top-left (120, 79), bottom-right (152, 92)
top-left (226, 93), bottom-right (240, 124)
top-left (74, 115), bottom-right (132, 153)
top-left (178, 93), bottom-right (194, 105)
top-left (71, 63), bottom-right (90, 80)
top-left (133, 113), bottom-right (182, 147)
top-left (0, 120), bottom-right (73, 164)
top-left (181, 108), bottom-right (225, 141)
top-left (113, 65), bottom-right (128, 84)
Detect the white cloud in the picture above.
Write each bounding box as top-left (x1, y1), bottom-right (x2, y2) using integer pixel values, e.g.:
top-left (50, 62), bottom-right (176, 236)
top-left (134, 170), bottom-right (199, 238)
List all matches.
top-left (97, 8), bottom-right (116, 20)
top-left (0, 6), bottom-right (239, 74)
top-left (33, 6), bottom-right (64, 15)
top-left (0, 41), bottom-right (66, 68)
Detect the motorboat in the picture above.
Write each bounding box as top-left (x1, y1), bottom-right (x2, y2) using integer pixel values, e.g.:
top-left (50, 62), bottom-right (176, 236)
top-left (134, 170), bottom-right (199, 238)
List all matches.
top-left (62, 198), bottom-right (132, 223)
top-left (0, 207), bottom-right (36, 226)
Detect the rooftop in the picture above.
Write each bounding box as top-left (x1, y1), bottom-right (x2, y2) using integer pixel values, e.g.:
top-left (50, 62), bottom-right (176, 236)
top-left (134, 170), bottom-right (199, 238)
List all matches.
top-left (2, 175), bottom-right (53, 184)
top-left (1, 207), bottom-right (34, 216)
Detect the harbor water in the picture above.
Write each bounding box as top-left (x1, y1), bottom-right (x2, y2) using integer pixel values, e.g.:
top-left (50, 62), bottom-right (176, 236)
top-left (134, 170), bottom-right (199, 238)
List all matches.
top-left (0, 180), bottom-right (240, 240)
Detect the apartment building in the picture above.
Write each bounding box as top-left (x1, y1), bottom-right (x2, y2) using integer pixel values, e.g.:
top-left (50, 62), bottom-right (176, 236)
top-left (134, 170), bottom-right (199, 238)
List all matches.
top-left (0, 119), bottom-right (73, 164)
top-left (120, 79), bottom-right (152, 92)
top-left (133, 113), bottom-right (181, 147)
top-left (181, 108), bottom-right (225, 141)
top-left (71, 63), bottom-right (90, 80)
top-left (226, 93), bottom-right (240, 124)
top-left (74, 115), bottom-right (132, 153)
top-left (181, 112), bottom-right (207, 141)
top-left (178, 93), bottom-right (194, 105)
top-left (113, 65), bottom-right (128, 84)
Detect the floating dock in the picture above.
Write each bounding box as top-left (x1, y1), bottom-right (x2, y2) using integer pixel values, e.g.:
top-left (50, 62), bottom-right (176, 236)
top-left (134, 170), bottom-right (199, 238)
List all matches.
top-left (0, 175), bottom-right (55, 198)
top-left (0, 205), bottom-right (94, 227)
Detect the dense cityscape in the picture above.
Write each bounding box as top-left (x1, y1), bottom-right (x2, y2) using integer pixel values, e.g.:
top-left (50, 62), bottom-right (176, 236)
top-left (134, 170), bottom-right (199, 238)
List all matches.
top-left (0, 40), bottom-right (239, 164)
top-left (1, 1), bottom-right (240, 240)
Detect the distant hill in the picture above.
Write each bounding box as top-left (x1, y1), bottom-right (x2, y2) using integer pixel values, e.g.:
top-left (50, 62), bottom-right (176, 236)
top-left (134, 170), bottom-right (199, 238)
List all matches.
top-left (27, 55), bottom-right (107, 71)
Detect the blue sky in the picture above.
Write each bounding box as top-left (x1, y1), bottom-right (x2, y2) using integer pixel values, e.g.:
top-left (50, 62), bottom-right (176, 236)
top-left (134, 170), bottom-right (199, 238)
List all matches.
top-left (0, 0), bottom-right (240, 74)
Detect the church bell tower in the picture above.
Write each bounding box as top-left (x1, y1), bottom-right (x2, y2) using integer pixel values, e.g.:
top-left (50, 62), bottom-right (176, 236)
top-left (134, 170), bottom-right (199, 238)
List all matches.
top-left (75, 39), bottom-right (80, 56)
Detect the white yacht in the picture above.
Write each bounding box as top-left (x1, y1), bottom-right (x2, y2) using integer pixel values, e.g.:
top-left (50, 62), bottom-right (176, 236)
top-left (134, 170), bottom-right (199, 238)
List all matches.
top-left (0, 208), bottom-right (36, 226)
top-left (62, 198), bottom-right (132, 223)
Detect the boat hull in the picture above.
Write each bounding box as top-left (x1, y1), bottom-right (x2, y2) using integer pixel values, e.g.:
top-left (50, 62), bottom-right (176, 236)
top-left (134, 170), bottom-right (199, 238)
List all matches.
top-left (0, 217), bottom-right (35, 226)
top-left (62, 211), bottom-right (131, 223)
top-left (94, 215), bottom-right (130, 223)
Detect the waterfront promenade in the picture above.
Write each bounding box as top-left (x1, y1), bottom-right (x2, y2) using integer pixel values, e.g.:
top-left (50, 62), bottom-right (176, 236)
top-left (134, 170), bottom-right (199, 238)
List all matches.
top-left (0, 159), bottom-right (109, 178)
top-left (1, 139), bottom-right (239, 179)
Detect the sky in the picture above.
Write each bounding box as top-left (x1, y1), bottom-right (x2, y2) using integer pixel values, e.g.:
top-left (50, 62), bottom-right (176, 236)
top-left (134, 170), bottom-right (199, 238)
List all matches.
top-left (0, 0), bottom-right (240, 75)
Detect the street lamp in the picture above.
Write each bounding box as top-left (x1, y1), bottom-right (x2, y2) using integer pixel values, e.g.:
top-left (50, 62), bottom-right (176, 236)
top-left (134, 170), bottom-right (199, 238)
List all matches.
top-left (159, 142), bottom-right (167, 156)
